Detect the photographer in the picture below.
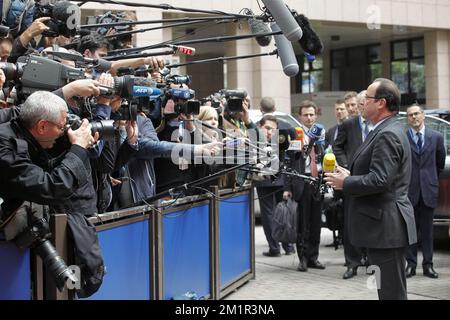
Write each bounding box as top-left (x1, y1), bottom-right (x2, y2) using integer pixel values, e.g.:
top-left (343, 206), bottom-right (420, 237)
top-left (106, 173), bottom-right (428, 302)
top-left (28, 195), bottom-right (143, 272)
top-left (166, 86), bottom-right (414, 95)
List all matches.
top-left (0, 91), bottom-right (104, 296)
top-left (222, 92), bottom-right (257, 187)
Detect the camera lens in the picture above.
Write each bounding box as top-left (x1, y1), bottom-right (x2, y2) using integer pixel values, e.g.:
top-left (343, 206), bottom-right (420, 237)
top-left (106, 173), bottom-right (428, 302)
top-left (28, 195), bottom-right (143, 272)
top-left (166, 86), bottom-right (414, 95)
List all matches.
top-left (35, 240), bottom-right (78, 292)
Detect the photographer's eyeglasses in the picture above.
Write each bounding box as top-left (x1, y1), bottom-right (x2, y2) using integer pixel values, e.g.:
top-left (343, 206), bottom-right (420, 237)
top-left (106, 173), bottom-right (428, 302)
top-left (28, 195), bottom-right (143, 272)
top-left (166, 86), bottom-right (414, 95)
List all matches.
top-left (46, 120), bottom-right (66, 132)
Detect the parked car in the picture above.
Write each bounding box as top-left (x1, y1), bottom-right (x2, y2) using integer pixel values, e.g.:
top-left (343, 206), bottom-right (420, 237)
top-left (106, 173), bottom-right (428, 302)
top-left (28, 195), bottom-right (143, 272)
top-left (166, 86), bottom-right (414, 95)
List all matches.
top-left (398, 111), bottom-right (450, 239)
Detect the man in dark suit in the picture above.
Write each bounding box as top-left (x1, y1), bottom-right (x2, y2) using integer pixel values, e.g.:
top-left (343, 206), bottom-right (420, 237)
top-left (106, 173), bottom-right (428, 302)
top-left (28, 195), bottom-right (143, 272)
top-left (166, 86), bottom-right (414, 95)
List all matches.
top-left (325, 78), bottom-right (417, 300)
top-left (405, 104), bottom-right (446, 279)
top-left (325, 99), bottom-right (348, 149)
top-left (333, 90), bottom-right (371, 279)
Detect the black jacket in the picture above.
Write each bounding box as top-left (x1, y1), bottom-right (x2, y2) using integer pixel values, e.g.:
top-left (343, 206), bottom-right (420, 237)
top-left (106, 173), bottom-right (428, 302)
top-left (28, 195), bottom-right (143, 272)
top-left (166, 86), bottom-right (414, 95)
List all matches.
top-left (0, 118), bottom-right (105, 298)
top-left (333, 116), bottom-right (363, 168)
top-left (343, 116), bottom-right (417, 248)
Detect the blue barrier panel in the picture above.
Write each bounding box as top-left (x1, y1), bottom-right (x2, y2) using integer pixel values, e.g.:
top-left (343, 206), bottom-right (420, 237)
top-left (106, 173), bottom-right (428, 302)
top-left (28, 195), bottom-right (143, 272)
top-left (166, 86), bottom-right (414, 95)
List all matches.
top-left (163, 204), bottom-right (210, 300)
top-left (219, 194), bottom-right (251, 288)
top-left (0, 243), bottom-right (30, 300)
top-left (85, 219), bottom-right (150, 300)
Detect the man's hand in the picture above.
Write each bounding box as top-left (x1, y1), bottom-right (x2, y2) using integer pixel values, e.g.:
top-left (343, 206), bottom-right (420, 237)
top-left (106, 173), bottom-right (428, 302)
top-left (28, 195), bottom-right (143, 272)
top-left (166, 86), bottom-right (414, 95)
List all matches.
top-left (194, 141), bottom-right (223, 157)
top-left (0, 69), bottom-right (5, 90)
top-left (324, 165), bottom-right (350, 190)
top-left (62, 79), bottom-right (101, 100)
top-left (125, 120), bottom-right (139, 145)
top-left (242, 98), bottom-right (251, 125)
top-left (20, 17), bottom-right (51, 44)
top-left (96, 73), bottom-right (115, 105)
top-left (67, 119), bottom-right (96, 149)
top-left (144, 56), bottom-right (165, 72)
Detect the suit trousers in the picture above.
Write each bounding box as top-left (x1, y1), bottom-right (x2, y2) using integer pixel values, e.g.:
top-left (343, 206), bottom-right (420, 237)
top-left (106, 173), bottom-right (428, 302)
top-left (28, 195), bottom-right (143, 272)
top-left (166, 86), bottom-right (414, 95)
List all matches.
top-left (343, 195), bottom-right (365, 268)
top-left (406, 197), bottom-right (435, 267)
top-left (367, 247), bottom-right (408, 300)
top-left (257, 186), bottom-right (294, 254)
top-left (296, 182), bottom-right (322, 262)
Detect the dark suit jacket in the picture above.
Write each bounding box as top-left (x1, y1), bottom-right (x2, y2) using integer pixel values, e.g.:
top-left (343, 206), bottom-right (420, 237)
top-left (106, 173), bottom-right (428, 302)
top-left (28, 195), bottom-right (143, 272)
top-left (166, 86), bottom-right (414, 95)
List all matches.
top-left (407, 128), bottom-right (446, 208)
top-left (343, 116), bottom-right (417, 249)
top-left (325, 124), bottom-right (338, 149)
top-left (333, 116), bottom-right (363, 168)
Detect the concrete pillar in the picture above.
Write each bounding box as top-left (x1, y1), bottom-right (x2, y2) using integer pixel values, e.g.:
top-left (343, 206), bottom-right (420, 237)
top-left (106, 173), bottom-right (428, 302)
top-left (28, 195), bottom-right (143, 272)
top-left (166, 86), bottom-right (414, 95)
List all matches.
top-left (424, 31), bottom-right (450, 108)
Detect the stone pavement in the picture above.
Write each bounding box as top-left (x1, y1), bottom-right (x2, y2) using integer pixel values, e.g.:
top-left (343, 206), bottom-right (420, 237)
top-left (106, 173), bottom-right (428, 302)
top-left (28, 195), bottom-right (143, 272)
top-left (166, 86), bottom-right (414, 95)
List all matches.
top-left (225, 226), bottom-right (450, 300)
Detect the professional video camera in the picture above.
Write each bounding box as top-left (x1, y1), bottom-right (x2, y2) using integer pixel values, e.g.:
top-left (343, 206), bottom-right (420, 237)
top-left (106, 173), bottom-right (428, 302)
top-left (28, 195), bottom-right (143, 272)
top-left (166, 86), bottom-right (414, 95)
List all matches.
top-left (164, 87), bottom-right (200, 116)
top-left (220, 88), bottom-right (247, 113)
top-left (34, 0), bottom-right (81, 38)
top-left (66, 113), bottom-right (116, 140)
top-left (86, 11), bottom-right (133, 49)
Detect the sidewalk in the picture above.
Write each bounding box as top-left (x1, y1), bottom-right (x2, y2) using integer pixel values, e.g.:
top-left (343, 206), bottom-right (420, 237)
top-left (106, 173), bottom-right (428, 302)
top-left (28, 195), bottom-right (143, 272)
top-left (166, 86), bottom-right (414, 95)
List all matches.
top-left (225, 226), bottom-right (450, 300)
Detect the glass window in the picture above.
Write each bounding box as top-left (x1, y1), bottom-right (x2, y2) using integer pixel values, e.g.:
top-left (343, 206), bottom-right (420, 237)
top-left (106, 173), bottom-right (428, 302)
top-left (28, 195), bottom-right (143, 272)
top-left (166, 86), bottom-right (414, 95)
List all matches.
top-left (393, 41), bottom-right (408, 60)
top-left (410, 58), bottom-right (425, 101)
top-left (390, 38), bottom-right (425, 104)
top-left (369, 64), bottom-right (382, 82)
top-left (391, 61), bottom-right (409, 93)
top-left (412, 39), bottom-right (424, 58)
top-left (292, 55), bottom-right (323, 94)
top-left (332, 50), bottom-right (345, 68)
top-left (368, 45), bottom-right (381, 63)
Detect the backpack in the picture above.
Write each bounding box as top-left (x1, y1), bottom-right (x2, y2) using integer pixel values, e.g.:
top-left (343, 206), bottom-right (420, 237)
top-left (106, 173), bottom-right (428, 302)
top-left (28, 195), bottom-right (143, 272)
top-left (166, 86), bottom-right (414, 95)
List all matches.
top-left (272, 199), bottom-right (298, 244)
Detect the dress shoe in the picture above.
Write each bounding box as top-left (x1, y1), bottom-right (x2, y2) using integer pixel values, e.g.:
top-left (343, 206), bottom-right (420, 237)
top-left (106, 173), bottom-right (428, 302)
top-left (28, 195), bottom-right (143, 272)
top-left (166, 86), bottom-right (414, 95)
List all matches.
top-left (423, 266), bottom-right (438, 279)
top-left (297, 259), bottom-right (308, 272)
top-left (343, 267), bottom-right (357, 279)
top-left (307, 260), bottom-right (326, 270)
top-left (285, 248), bottom-right (296, 255)
top-left (405, 265), bottom-right (416, 278)
top-left (262, 251), bottom-right (281, 257)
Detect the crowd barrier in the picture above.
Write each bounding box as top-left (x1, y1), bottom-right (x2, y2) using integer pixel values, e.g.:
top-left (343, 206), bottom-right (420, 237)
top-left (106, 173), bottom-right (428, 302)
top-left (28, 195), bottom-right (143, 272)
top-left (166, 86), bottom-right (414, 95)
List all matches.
top-left (0, 186), bottom-right (255, 300)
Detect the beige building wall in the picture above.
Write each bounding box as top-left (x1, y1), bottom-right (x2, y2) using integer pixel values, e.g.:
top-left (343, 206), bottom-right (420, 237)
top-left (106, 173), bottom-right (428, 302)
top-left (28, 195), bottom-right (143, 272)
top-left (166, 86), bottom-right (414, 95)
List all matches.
top-left (81, 0), bottom-right (450, 109)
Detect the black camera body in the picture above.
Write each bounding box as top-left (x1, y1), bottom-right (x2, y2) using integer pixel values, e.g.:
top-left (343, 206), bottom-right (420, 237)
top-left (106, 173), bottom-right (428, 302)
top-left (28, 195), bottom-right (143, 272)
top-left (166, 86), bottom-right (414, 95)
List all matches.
top-left (34, 0), bottom-right (80, 38)
top-left (175, 100), bottom-right (200, 116)
top-left (220, 89), bottom-right (248, 113)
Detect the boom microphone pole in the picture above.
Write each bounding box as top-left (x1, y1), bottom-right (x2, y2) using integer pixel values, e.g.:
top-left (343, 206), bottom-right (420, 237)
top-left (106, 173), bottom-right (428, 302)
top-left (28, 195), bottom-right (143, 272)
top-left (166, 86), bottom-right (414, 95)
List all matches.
top-left (75, 0), bottom-right (254, 18)
top-left (103, 19), bottom-right (218, 39)
top-left (80, 16), bottom-right (244, 29)
top-left (167, 50), bottom-right (277, 68)
top-left (108, 31), bottom-right (282, 55)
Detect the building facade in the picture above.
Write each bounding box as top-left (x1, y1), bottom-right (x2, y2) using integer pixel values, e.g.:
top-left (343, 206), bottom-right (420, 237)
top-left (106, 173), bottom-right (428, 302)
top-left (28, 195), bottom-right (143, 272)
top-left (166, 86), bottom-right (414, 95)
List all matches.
top-left (80, 0), bottom-right (450, 127)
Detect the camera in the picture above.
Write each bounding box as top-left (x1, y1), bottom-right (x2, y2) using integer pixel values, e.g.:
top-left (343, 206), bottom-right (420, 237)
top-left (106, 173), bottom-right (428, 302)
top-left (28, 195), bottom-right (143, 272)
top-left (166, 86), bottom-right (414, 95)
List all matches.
top-left (165, 74), bottom-right (192, 86)
top-left (34, 0), bottom-right (81, 38)
top-left (220, 89), bottom-right (248, 113)
top-left (13, 210), bottom-right (77, 292)
top-left (175, 100), bottom-right (200, 116)
top-left (87, 11), bottom-right (133, 50)
top-left (66, 114), bottom-right (116, 140)
top-left (0, 55), bottom-right (85, 102)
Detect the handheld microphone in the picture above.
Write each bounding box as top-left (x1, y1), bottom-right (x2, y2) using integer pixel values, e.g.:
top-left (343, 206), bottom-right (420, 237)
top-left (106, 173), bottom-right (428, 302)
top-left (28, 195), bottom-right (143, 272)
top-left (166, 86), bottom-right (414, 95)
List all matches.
top-left (271, 23), bottom-right (299, 77)
top-left (322, 153), bottom-right (336, 173)
top-left (168, 45), bottom-right (196, 56)
top-left (293, 13), bottom-right (324, 55)
top-left (304, 123), bottom-right (325, 157)
top-left (131, 86), bottom-right (162, 97)
top-left (245, 9), bottom-right (272, 47)
top-left (287, 127), bottom-right (304, 151)
top-left (261, 0), bottom-right (303, 41)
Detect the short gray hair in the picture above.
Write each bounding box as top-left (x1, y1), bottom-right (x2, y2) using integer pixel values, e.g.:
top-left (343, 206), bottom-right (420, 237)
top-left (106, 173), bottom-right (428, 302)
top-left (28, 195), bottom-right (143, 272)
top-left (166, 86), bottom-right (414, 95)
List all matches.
top-left (260, 96), bottom-right (275, 114)
top-left (357, 90), bottom-right (367, 103)
top-left (20, 91), bottom-right (68, 128)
